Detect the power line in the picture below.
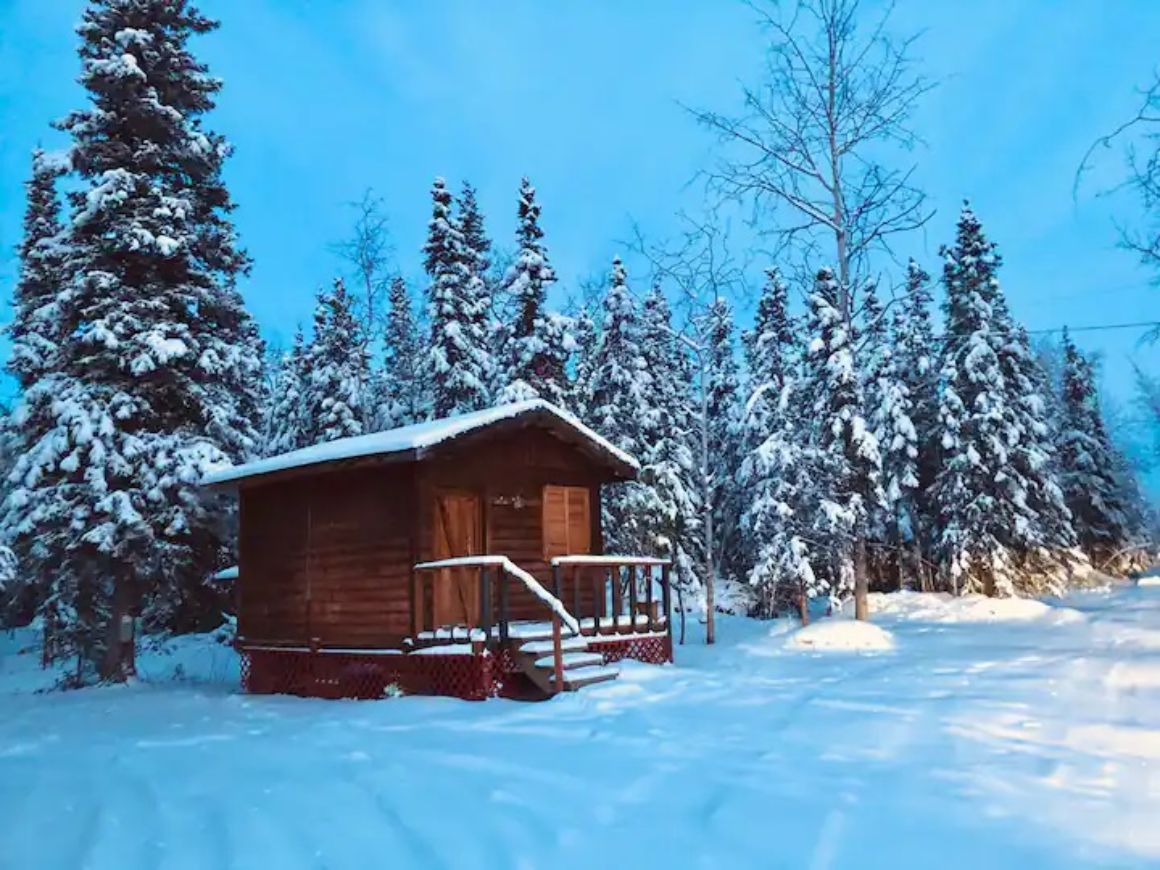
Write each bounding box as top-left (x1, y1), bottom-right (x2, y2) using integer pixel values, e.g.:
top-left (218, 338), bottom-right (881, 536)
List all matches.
top-left (1026, 321), bottom-right (1160, 336)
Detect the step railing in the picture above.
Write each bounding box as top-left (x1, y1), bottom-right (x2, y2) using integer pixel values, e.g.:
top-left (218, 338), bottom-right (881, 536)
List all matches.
top-left (549, 556), bottom-right (672, 646)
top-left (412, 555), bottom-right (580, 695)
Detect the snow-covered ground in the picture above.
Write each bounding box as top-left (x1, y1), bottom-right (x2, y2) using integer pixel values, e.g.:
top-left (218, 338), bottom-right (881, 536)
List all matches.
top-left (3, 584), bottom-right (1160, 869)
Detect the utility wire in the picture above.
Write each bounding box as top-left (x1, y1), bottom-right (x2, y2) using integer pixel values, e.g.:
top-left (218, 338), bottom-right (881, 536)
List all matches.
top-left (1026, 321), bottom-right (1160, 336)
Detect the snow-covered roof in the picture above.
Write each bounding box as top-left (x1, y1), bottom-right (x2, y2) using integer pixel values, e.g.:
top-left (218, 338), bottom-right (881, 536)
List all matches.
top-left (203, 400), bottom-right (638, 487)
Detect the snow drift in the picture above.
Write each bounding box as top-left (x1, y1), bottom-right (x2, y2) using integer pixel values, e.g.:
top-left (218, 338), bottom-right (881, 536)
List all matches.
top-left (841, 590), bottom-right (1086, 624)
top-left (784, 618), bottom-right (896, 652)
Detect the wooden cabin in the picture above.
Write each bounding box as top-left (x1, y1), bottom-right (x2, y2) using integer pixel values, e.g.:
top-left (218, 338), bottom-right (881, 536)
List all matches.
top-left (205, 400), bottom-right (672, 701)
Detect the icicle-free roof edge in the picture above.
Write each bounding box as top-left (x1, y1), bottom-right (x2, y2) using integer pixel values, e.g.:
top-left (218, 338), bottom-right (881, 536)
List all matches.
top-left (202, 400), bottom-right (638, 486)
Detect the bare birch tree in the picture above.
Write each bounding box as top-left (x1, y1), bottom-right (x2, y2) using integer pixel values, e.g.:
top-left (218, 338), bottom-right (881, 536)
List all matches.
top-left (689, 0), bottom-right (931, 310)
top-left (332, 189), bottom-right (394, 347)
top-left (688, 0), bottom-right (931, 620)
top-left (630, 214), bottom-right (748, 644)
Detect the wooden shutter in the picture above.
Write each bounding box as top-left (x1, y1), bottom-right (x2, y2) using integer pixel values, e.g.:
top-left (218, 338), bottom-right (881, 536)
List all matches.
top-left (566, 487), bottom-right (591, 555)
top-left (543, 485), bottom-right (591, 559)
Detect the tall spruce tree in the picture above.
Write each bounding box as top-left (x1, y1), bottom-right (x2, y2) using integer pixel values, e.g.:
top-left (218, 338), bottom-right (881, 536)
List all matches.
top-left (497, 178), bottom-right (571, 405)
top-left (738, 269), bottom-right (825, 618)
top-left (934, 205), bottom-right (1030, 596)
top-left (380, 276), bottom-right (426, 428)
top-left (803, 268), bottom-right (882, 616)
top-left (455, 181), bottom-right (497, 409)
top-left (424, 177), bottom-right (492, 418)
top-left (2, 149), bottom-right (69, 625)
top-left (588, 257), bottom-right (651, 552)
top-left (4, 0), bottom-right (265, 681)
top-left (864, 283), bottom-right (919, 589)
top-left (1058, 330), bottom-right (1136, 563)
top-left (638, 287), bottom-right (704, 618)
top-left (705, 297), bottom-right (745, 587)
top-left (304, 279), bottom-right (369, 444)
top-left (892, 259), bottom-right (939, 585)
top-left (738, 266), bottom-right (799, 606)
top-left (993, 298), bottom-right (1079, 590)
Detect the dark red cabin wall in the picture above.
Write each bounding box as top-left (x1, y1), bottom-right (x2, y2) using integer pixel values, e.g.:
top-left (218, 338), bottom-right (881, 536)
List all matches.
top-left (239, 464), bottom-right (416, 648)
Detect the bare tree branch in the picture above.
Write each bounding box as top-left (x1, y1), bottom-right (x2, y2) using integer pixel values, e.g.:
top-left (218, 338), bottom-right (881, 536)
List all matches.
top-left (689, 0), bottom-right (934, 314)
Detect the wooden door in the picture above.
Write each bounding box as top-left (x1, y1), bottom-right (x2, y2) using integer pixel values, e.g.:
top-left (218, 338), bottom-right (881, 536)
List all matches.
top-left (433, 491), bottom-right (482, 626)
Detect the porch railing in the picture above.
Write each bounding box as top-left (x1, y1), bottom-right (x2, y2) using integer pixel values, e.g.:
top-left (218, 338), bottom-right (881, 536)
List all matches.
top-left (411, 555), bottom-right (580, 644)
top-left (549, 555), bottom-right (671, 645)
top-left (412, 555), bottom-right (581, 694)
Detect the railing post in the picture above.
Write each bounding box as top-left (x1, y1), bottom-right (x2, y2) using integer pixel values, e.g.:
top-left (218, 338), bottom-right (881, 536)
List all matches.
top-left (645, 565), bottom-right (654, 633)
top-left (662, 563), bottom-right (673, 661)
top-left (552, 562), bottom-right (561, 602)
top-left (628, 565), bottom-right (638, 632)
top-left (480, 567), bottom-right (492, 648)
top-left (498, 567), bottom-right (510, 647)
top-left (592, 571), bottom-right (602, 636)
top-left (572, 566), bottom-right (581, 628)
top-left (612, 565), bottom-right (622, 634)
top-left (551, 613), bottom-right (564, 695)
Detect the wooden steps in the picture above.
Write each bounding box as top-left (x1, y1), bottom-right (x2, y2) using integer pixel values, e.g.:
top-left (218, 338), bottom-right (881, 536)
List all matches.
top-left (513, 637), bottom-right (619, 697)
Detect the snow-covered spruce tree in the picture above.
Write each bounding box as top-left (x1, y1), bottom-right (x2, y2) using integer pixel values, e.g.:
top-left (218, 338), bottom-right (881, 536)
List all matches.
top-left (741, 267), bottom-right (796, 451)
top-left (8, 149), bottom-right (69, 394)
top-left (303, 279), bottom-right (369, 444)
top-left (588, 257), bottom-right (652, 552)
top-left (738, 266), bottom-right (803, 613)
top-left (862, 281), bottom-right (919, 590)
top-left (2, 149), bottom-right (69, 626)
top-left (741, 378), bottom-right (830, 622)
top-left (933, 205), bottom-right (1031, 596)
top-left (379, 276), bottom-right (426, 429)
top-left (892, 259), bottom-right (939, 586)
top-left (262, 329), bottom-right (311, 456)
top-left (424, 177), bottom-right (492, 418)
top-left (1058, 330), bottom-right (1137, 564)
top-left (496, 178), bottom-right (572, 406)
top-left (455, 181), bottom-right (498, 407)
top-left (638, 286), bottom-right (704, 635)
top-left (705, 297), bottom-right (745, 587)
top-left (991, 296), bottom-right (1080, 591)
top-left (4, 0), bottom-right (265, 681)
top-left (569, 302), bottom-right (599, 420)
top-left (803, 268), bottom-right (882, 618)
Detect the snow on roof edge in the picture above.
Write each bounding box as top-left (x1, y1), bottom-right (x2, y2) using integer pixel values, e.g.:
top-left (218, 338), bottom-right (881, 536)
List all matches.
top-left (203, 400), bottom-right (638, 486)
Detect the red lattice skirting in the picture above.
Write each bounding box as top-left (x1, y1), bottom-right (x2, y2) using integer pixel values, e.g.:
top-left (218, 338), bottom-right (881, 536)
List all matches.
top-left (586, 632), bottom-right (672, 665)
top-left (240, 647), bottom-right (497, 701)
top-left (239, 632), bottom-right (672, 701)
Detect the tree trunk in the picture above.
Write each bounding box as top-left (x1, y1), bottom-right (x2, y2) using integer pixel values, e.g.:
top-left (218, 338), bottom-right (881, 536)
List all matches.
top-left (100, 578), bottom-right (135, 683)
top-left (853, 536), bottom-right (869, 621)
top-left (700, 376), bottom-right (716, 645)
top-left (798, 585), bottom-right (810, 626)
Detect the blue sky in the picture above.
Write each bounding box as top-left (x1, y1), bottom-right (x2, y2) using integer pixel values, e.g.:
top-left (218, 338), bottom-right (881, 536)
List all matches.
top-left (1, 1), bottom-right (1158, 431)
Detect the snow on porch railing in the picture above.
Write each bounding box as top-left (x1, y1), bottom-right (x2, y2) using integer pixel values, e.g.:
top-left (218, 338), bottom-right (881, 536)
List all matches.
top-left (412, 555), bottom-right (581, 638)
top-left (549, 555), bottom-right (672, 647)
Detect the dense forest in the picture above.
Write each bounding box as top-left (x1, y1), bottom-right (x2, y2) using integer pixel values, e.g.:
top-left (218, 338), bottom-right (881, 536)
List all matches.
top-left (2, 0), bottom-right (1156, 684)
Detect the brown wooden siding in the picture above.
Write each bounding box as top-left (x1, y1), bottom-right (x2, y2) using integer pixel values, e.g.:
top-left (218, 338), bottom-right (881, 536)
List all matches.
top-left (239, 464), bottom-right (417, 647)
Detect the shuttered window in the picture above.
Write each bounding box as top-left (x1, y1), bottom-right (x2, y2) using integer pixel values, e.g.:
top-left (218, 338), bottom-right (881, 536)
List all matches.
top-left (542, 485), bottom-right (591, 560)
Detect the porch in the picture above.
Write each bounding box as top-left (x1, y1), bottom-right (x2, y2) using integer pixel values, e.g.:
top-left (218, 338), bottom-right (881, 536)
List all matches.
top-left (237, 554), bottom-right (672, 701)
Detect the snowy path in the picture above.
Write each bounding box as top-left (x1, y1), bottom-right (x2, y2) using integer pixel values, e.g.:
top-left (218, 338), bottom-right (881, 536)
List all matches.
top-left (2, 586), bottom-right (1159, 869)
